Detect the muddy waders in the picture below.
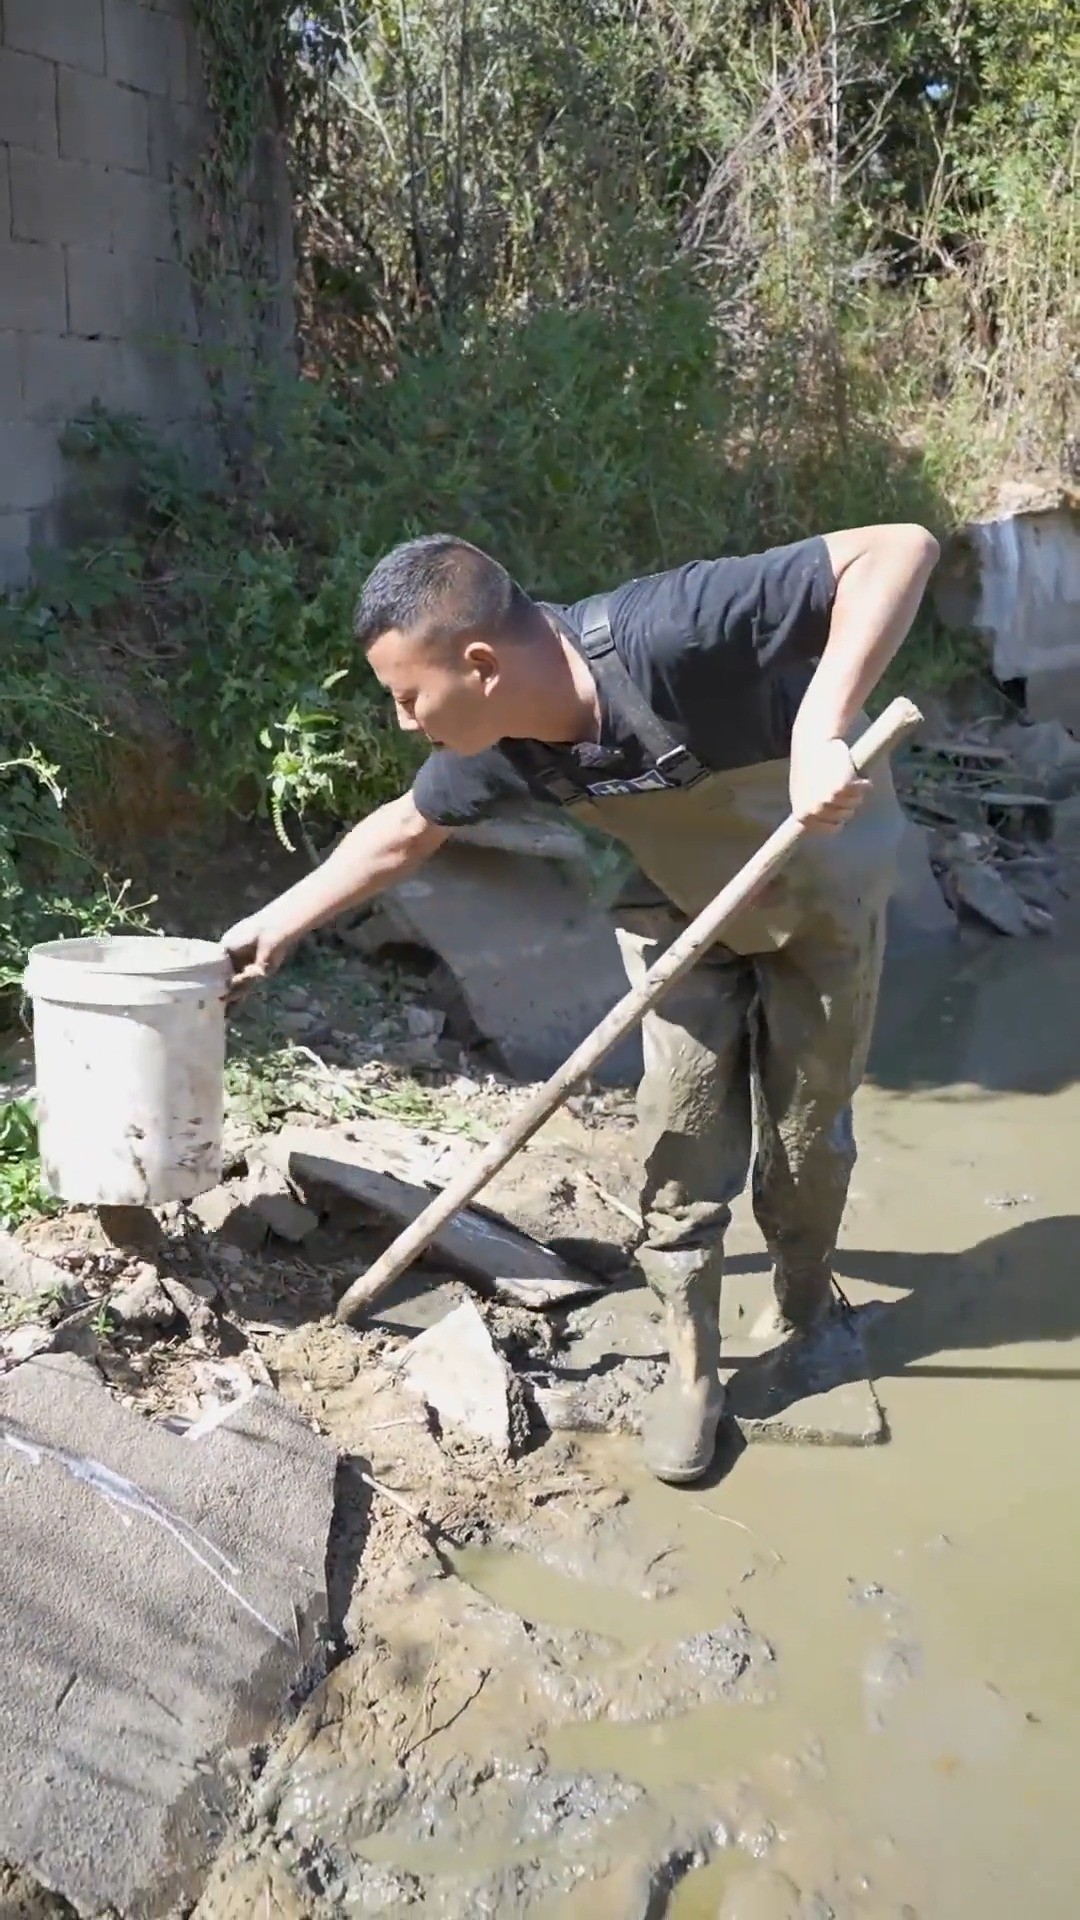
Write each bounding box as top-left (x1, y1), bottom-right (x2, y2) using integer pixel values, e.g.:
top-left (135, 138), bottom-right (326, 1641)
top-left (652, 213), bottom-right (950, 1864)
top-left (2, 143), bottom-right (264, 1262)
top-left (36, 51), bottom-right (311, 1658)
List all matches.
top-left (533, 601), bottom-right (904, 1484)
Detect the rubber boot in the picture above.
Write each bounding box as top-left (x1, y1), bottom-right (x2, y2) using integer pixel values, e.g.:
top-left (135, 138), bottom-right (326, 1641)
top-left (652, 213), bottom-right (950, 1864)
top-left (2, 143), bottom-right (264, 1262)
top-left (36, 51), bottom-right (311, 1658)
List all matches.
top-left (642, 1275), bottom-right (725, 1485)
top-left (750, 1265), bottom-right (837, 1346)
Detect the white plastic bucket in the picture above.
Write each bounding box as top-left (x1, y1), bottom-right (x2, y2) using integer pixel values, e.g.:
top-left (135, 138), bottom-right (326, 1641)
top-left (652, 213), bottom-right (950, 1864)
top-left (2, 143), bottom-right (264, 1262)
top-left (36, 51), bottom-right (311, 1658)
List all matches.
top-left (24, 935), bottom-right (231, 1207)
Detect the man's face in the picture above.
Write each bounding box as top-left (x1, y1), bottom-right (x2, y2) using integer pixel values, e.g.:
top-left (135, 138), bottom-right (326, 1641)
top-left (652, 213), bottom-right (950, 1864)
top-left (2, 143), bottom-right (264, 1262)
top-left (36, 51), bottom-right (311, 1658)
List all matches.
top-left (366, 626), bottom-right (506, 756)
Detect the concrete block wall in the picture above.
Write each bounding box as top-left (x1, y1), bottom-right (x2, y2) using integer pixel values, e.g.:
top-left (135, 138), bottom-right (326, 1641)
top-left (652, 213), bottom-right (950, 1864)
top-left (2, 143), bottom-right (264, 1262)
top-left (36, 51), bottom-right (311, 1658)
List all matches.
top-left (0, 0), bottom-right (292, 588)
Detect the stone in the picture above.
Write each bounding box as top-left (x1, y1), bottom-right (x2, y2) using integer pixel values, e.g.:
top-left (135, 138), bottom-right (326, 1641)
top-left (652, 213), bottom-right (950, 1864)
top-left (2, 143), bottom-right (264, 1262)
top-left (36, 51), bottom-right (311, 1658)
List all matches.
top-left (0, 1352), bottom-right (337, 1918)
top-left (242, 1159), bottom-right (319, 1244)
top-left (394, 1298), bottom-right (516, 1453)
top-left (249, 1192), bottom-right (319, 1245)
top-left (404, 1004), bottom-right (445, 1041)
top-left (109, 1263), bottom-right (179, 1328)
top-left (1, 1323), bottom-right (55, 1364)
top-left (949, 857), bottom-right (1033, 935)
top-left (380, 841), bottom-right (642, 1085)
top-left (0, 1231), bottom-right (76, 1307)
top-left (261, 1122), bottom-right (605, 1310)
top-left (189, 1184), bottom-right (244, 1236)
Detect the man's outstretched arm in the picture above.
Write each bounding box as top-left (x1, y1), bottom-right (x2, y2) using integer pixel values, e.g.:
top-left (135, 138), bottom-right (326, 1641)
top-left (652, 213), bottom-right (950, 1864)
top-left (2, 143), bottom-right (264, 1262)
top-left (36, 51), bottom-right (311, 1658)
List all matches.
top-left (223, 792), bottom-right (447, 990)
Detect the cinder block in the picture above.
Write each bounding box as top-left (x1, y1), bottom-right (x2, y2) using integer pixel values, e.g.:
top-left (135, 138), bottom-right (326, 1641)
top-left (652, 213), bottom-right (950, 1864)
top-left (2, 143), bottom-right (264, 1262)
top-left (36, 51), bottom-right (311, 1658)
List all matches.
top-left (0, 336), bottom-right (22, 413)
top-left (0, 419), bottom-right (61, 510)
top-left (152, 258), bottom-right (200, 343)
top-left (0, 46), bottom-right (60, 157)
top-left (0, 512), bottom-right (34, 590)
top-left (110, 168), bottom-right (178, 260)
top-left (3, 0), bottom-right (106, 74)
top-left (66, 244), bottom-right (151, 338)
top-left (147, 94), bottom-right (202, 182)
top-left (9, 149), bottom-right (113, 249)
top-left (21, 333), bottom-right (122, 421)
top-left (58, 67), bottom-right (149, 172)
top-left (0, 240), bottom-right (68, 334)
top-left (103, 0), bottom-right (173, 96)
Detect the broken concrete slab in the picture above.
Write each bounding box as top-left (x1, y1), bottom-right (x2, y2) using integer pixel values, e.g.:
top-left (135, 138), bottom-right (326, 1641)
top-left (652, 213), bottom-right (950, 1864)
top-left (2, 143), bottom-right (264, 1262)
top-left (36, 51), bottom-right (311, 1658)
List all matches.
top-left (949, 856), bottom-right (1038, 935)
top-left (0, 1351), bottom-right (337, 1919)
top-left (378, 841), bottom-right (642, 1085)
top-left (393, 1298), bottom-right (522, 1454)
top-left (262, 1122), bottom-right (606, 1311)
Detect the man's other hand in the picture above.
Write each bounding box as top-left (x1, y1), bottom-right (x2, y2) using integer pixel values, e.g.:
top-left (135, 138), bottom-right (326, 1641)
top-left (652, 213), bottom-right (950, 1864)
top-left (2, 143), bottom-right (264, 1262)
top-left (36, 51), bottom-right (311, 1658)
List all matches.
top-left (789, 736), bottom-right (870, 833)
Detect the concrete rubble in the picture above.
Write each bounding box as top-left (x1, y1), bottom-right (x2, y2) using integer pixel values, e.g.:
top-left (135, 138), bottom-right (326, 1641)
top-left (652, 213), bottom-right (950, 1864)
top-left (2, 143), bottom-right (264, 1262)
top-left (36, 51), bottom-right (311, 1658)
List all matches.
top-left (393, 1296), bottom-right (524, 1454)
top-left (0, 1352), bottom-right (337, 1919)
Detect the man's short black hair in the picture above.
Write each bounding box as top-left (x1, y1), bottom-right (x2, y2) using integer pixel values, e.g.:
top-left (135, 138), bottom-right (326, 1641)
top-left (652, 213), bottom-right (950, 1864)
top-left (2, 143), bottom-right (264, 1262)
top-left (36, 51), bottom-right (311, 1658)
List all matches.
top-left (354, 534), bottom-right (534, 650)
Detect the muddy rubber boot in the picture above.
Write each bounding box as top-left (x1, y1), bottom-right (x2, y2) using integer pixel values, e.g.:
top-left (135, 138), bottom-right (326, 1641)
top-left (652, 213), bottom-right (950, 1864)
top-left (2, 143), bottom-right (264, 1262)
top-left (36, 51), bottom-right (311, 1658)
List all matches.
top-left (750, 1267), bottom-right (837, 1346)
top-left (642, 1282), bottom-right (725, 1485)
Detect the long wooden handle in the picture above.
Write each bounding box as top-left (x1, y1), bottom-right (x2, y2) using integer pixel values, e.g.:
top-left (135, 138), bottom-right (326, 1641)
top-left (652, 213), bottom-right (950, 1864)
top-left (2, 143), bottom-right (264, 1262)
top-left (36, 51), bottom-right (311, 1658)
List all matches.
top-left (336, 696), bottom-right (922, 1323)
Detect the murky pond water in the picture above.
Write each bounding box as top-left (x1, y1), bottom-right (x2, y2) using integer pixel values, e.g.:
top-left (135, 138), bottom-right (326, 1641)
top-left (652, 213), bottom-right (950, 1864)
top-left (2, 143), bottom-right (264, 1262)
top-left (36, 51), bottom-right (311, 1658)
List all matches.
top-left (459, 906), bottom-right (1080, 1918)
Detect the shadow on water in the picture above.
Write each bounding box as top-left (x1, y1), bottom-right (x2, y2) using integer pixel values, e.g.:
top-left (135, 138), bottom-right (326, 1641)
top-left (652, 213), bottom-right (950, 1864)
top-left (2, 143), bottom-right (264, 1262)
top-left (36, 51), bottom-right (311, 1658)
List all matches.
top-left (840, 1214), bottom-right (1080, 1383)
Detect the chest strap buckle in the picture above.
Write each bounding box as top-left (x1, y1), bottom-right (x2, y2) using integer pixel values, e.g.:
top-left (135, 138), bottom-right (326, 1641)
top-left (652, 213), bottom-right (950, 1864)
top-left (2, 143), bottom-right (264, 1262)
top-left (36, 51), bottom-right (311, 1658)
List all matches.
top-left (655, 744), bottom-right (709, 790)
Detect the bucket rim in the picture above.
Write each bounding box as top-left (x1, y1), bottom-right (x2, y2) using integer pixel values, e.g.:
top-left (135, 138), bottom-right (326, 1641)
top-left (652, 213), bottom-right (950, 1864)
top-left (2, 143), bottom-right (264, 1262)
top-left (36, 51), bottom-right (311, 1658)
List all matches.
top-left (25, 933), bottom-right (229, 975)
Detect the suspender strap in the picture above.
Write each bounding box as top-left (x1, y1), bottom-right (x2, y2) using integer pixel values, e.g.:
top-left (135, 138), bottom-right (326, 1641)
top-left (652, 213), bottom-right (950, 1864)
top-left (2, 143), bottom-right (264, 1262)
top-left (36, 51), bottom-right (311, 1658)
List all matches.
top-left (576, 595), bottom-right (709, 792)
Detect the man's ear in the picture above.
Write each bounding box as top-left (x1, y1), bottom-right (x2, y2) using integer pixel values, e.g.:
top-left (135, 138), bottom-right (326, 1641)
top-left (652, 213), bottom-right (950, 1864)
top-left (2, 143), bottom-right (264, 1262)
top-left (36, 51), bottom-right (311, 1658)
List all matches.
top-left (463, 638), bottom-right (500, 689)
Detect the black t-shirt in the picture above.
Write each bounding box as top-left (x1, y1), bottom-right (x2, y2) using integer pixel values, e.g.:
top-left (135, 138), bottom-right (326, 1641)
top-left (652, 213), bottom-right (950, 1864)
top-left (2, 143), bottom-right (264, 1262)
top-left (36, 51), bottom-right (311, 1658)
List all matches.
top-left (412, 536), bottom-right (835, 827)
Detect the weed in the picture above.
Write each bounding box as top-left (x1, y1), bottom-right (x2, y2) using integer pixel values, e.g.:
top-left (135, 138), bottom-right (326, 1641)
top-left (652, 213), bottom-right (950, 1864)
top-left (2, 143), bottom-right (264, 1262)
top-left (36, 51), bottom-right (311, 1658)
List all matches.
top-left (0, 1098), bottom-right (61, 1233)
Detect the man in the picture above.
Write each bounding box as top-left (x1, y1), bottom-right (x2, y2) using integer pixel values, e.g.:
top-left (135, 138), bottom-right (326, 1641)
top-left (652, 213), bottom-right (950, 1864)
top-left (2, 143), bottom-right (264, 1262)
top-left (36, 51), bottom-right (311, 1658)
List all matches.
top-left (224, 525), bottom-right (938, 1484)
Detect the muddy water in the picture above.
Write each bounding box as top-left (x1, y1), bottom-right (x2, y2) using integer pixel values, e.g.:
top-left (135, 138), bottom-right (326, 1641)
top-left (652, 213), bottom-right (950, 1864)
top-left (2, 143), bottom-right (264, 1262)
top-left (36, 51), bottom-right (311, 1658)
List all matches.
top-left (462, 908), bottom-right (1080, 1918)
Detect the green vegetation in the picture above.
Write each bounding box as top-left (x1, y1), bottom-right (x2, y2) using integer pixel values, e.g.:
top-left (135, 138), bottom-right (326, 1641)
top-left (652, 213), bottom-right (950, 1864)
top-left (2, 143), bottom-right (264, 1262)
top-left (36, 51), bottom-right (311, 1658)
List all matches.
top-left (0, 0), bottom-right (1075, 997)
top-left (0, 1098), bottom-right (61, 1234)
